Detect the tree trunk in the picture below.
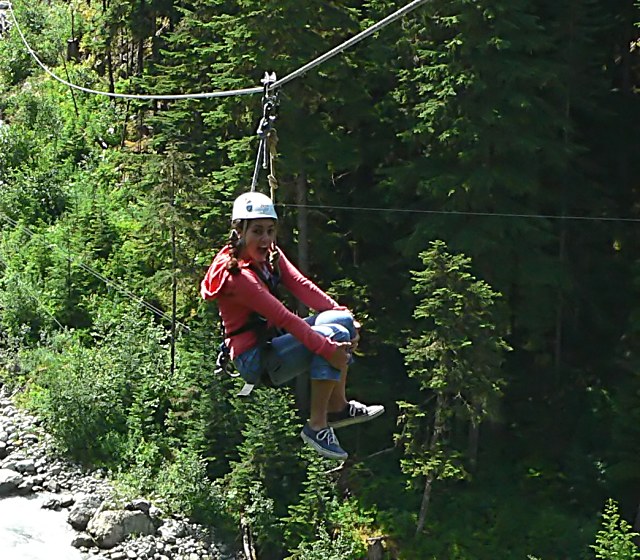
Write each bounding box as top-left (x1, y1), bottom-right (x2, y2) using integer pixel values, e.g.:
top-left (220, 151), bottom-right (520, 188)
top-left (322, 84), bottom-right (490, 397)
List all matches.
top-left (295, 172), bottom-right (310, 412)
top-left (367, 536), bottom-right (386, 560)
top-left (294, 171), bottom-right (309, 281)
top-left (102, 0), bottom-right (115, 93)
top-left (240, 516), bottom-right (257, 560)
top-left (416, 473), bottom-right (435, 535)
top-left (467, 418), bottom-right (479, 473)
top-left (416, 393), bottom-right (447, 534)
top-left (170, 161), bottom-right (177, 379)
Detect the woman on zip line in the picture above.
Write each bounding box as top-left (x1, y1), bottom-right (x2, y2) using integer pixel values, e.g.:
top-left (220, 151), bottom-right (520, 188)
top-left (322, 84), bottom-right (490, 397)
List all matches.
top-left (201, 191), bottom-right (384, 460)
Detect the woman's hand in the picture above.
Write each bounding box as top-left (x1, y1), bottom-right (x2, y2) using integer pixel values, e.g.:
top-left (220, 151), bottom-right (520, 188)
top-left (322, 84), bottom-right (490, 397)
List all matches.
top-left (350, 319), bottom-right (361, 352)
top-left (328, 342), bottom-right (351, 370)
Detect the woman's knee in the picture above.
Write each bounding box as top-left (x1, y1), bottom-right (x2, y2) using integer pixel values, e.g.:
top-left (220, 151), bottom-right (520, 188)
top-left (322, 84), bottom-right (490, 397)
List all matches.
top-left (312, 323), bottom-right (351, 343)
top-left (314, 310), bottom-right (356, 338)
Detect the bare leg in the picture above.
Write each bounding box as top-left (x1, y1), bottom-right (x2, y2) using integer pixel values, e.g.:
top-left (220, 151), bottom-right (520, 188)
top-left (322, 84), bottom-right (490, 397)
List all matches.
top-left (309, 379), bottom-right (336, 430)
top-left (327, 366), bottom-right (349, 413)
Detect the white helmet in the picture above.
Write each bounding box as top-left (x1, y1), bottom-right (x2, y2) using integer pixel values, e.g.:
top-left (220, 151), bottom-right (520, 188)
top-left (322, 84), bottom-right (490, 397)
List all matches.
top-left (231, 192), bottom-right (278, 222)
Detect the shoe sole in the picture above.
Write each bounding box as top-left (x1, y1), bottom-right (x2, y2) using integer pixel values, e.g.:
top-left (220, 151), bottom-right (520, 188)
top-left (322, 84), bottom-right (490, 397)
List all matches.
top-left (300, 431), bottom-right (348, 461)
top-left (328, 405), bottom-right (385, 429)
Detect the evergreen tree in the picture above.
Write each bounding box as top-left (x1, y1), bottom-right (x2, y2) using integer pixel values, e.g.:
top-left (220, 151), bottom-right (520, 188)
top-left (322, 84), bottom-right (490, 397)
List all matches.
top-left (591, 499), bottom-right (640, 559)
top-left (219, 387), bottom-right (302, 559)
top-left (397, 240), bottom-right (509, 533)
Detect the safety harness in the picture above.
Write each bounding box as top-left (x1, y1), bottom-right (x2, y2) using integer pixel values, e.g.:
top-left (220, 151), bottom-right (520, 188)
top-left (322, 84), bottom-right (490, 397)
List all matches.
top-left (215, 257), bottom-right (282, 388)
top-left (214, 71), bottom-right (283, 390)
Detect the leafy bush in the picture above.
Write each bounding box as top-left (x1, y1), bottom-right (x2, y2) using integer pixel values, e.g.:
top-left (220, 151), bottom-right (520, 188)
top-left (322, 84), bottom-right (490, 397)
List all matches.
top-left (154, 446), bottom-right (219, 523)
top-left (20, 304), bottom-right (171, 464)
top-left (286, 526), bottom-right (365, 560)
top-left (591, 499), bottom-right (640, 559)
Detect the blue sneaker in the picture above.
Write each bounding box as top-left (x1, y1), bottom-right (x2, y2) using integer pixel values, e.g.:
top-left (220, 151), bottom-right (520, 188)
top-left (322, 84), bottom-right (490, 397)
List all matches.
top-left (328, 400), bottom-right (385, 429)
top-left (300, 424), bottom-right (348, 460)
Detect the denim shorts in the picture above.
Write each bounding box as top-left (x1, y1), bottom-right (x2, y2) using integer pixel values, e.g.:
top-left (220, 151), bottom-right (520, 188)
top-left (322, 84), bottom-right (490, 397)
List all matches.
top-left (233, 309), bottom-right (356, 386)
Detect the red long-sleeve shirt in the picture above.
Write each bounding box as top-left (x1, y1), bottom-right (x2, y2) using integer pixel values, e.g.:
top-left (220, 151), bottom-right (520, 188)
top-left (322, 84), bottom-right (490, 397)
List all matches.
top-left (201, 245), bottom-right (345, 360)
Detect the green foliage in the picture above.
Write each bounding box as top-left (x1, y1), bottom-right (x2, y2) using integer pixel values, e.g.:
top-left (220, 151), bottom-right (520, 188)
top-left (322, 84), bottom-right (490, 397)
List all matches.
top-left (397, 240), bottom-right (510, 530)
top-left (591, 499), bottom-right (640, 559)
top-left (154, 446), bottom-right (219, 521)
top-left (284, 454), bottom-right (371, 559)
top-left (215, 387), bottom-right (302, 556)
top-left (403, 240), bottom-right (510, 409)
top-left (20, 305), bottom-right (171, 463)
top-left (0, 1), bottom-right (69, 88)
top-left (1, 0), bottom-right (640, 558)
top-left (286, 526), bottom-right (365, 560)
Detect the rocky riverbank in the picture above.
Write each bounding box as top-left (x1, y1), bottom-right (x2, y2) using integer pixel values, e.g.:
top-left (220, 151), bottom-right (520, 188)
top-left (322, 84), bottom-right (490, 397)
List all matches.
top-left (0, 388), bottom-right (238, 560)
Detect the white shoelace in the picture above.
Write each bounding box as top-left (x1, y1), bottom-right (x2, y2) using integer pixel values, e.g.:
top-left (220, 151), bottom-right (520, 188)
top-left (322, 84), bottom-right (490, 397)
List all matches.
top-left (348, 401), bottom-right (367, 417)
top-left (316, 427), bottom-right (339, 445)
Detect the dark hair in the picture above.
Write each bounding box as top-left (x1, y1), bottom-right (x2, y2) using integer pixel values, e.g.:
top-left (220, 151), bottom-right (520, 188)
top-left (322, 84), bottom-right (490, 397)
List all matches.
top-left (225, 221), bottom-right (245, 274)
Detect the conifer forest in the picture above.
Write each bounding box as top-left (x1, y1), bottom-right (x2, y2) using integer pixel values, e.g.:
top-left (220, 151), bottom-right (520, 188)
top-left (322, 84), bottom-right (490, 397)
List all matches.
top-left (1, 1), bottom-right (640, 558)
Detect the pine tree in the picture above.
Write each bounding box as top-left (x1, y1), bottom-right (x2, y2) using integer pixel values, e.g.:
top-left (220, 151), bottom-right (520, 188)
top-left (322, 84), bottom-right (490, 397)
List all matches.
top-left (591, 499), bottom-right (640, 559)
top-left (397, 240), bottom-right (509, 534)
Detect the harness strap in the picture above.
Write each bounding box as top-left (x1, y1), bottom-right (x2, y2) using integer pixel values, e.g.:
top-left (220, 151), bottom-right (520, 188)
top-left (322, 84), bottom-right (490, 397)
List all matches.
top-left (227, 314), bottom-right (268, 338)
top-left (216, 260), bottom-right (282, 381)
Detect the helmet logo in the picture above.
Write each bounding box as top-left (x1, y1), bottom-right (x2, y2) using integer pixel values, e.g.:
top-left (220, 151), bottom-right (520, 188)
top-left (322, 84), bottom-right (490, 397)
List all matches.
top-left (246, 202), bottom-right (253, 212)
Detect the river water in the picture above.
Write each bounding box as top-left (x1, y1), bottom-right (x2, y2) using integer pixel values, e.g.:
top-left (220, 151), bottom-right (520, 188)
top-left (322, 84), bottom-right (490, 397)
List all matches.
top-left (0, 494), bottom-right (85, 560)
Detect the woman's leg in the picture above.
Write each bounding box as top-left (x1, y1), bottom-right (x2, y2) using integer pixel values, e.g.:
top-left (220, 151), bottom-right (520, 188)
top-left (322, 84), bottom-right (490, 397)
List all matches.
top-left (267, 322), bottom-right (351, 425)
top-left (313, 311), bottom-right (386, 429)
top-left (309, 379), bottom-right (336, 430)
top-left (311, 311), bottom-right (356, 414)
top-left (265, 323), bottom-right (351, 389)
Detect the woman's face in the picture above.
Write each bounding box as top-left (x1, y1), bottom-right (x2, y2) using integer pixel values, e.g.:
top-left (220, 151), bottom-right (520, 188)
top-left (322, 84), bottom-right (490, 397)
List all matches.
top-left (240, 218), bottom-right (277, 263)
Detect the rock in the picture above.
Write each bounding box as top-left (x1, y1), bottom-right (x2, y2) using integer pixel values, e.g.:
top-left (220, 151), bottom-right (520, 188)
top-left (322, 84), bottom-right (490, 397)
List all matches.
top-left (0, 441), bottom-right (7, 459)
top-left (0, 468), bottom-right (24, 496)
top-left (87, 510), bottom-right (156, 549)
top-left (59, 493), bottom-right (75, 507)
top-left (42, 496), bottom-right (62, 510)
top-left (30, 474), bottom-right (45, 486)
top-left (127, 498), bottom-right (151, 515)
top-left (157, 519), bottom-right (188, 542)
top-left (71, 532), bottom-right (96, 548)
top-left (68, 494), bottom-right (104, 531)
top-left (14, 458), bottom-right (36, 474)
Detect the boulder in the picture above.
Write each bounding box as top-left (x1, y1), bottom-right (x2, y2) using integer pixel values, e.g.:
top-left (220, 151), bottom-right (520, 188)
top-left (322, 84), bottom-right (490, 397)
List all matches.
top-left (87, 509), bottom-right (156, 549)
top-left (71, 532), bottom-right (96, 548)
top-left (14, 458), bottom-right (36, 474)
top-left (0, 468), bottom-right (24, 496)
top-left (67, 494), bottom-right (104, 531)
top-left (157, 519), bottom-right (188, 542)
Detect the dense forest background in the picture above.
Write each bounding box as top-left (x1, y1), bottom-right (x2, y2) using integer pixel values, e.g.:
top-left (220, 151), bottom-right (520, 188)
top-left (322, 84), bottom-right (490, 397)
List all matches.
top-left (1, 0), bottom-right (640, 558)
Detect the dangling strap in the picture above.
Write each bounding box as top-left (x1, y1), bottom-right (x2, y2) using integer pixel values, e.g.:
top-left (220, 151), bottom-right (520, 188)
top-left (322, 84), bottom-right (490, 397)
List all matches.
top-left (251, 71), bottom-right (279, 202)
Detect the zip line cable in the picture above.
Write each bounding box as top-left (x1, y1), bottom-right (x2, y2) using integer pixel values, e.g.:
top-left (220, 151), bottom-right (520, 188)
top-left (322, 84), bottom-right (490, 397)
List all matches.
top-left (5, 2), bottom-right (261, 100)
top-left (0, 196), bottom-right (635, 337)
top-left (278, 203), bottom-right (640, 224)
top-left (0, 211), bottom-right (191, 332)
top-left (5, 0), bottom-right (428, 101)
top-left (272, 0), bottom-right (428, 89)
